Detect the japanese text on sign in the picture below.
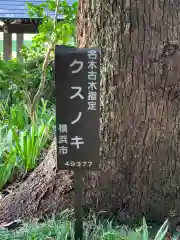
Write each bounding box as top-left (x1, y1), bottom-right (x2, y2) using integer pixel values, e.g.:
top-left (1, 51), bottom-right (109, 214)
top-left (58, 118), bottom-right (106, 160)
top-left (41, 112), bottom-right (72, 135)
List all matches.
top-left (55, 46), bottom-right (100, 170)
top-left (87, 50), bottom-right (98, 111)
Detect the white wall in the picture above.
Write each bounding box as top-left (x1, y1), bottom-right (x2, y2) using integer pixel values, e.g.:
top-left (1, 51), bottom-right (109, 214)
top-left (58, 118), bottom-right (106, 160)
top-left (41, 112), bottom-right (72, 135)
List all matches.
top-left (0, 32), bottom-right (36, 40)
top-left (0, 33), bottom-right (36, 57)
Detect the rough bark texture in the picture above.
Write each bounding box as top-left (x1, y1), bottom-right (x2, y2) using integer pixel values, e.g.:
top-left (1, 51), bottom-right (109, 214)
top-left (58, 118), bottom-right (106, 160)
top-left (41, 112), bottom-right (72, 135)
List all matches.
top-left (0, 140), bottom-right (74, 222)
top-left (77, 0), bottom-right (180, 222)
top-left (1, 0), bottom-right (180, 224)
top-left (0, 140), bottom-right (101, 223)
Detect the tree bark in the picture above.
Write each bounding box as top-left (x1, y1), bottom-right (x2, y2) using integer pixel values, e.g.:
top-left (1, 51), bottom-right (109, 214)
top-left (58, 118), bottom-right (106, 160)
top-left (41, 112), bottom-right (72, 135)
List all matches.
top-left (77, 0), bottom-right (180, 222)
top-left (0, 140), bottom-right (74, 222)
top-left (1, 0), bottom-right (180, 224)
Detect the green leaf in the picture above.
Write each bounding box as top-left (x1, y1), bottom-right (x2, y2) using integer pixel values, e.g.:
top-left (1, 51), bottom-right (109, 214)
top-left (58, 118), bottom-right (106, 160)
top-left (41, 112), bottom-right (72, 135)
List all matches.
top-left (142, 217), bottom-right (149, 240)
top-left (46, 0), bottom-right (56, 11)
top-left (154, 219), bottom-right (169, 240)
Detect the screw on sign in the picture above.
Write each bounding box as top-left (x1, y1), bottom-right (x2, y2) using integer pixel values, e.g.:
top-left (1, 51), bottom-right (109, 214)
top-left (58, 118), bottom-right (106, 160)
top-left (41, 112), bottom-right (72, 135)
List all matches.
top-left (55, 46), bottom-right (100, 240)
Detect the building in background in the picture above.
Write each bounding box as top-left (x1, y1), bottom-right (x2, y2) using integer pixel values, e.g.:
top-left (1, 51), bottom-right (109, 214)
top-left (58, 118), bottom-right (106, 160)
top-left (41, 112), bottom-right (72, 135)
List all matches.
top-left (0, 0), bottom-right (73, 59)
top-left (0, 32), bottom-right (35, 57)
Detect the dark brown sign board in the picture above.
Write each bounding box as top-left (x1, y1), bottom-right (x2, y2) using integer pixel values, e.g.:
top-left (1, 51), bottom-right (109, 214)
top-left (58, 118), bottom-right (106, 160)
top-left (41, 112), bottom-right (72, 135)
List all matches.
top-left (55, 45), bottom-right (100, 171)
top-left (55, 45), bottom-right (100, 240)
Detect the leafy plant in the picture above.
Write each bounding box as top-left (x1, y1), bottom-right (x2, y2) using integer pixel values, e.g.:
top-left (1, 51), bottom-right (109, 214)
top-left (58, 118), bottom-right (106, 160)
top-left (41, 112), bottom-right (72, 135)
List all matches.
top-left (0, 214), bottom-right (172, 240)
top-left (0, 92), bottom-right (11, 121)
top-left (12, 116), bottom-right (54, 172)
top-left (0, 58), bottom-right (27, 104)
top-left (102, 231), bottom-right (122, 240)
top-left (0, 98), bottom-right (55, 188)
top-left (0, 150), bottom-right (16, 190)
top-left (26, 0), bottom-right (77, 48)
top-left (25, 0), bottom-right (77, 120)
top-left (133, 217), bottom-right (169, 240)
top-left (9, 103), bottom-right (29, 130)
top-left (0, 0), bottom-right (76, 190)
top-left (0, 0), bottom-right (77, 116)
top-left (0, 126), bottom-right (16, 189)
top-left (35, 98), bottom-right (55, 126)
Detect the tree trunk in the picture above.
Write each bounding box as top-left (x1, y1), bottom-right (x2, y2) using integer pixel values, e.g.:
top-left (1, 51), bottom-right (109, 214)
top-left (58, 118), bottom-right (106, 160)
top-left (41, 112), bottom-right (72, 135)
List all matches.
top-left (0, 140), bottom-right (74, 222)
top-left (1, 0), bottom-right (180, 224)
top-left (77, 0), bottom-right (180, 222)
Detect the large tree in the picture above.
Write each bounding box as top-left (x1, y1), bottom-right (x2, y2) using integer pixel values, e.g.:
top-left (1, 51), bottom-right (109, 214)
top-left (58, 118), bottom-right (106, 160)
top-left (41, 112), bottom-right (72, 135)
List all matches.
top-left (79, 0), bottom-right (180, 222)
top-left (1, 0), bottom-right (180, 225)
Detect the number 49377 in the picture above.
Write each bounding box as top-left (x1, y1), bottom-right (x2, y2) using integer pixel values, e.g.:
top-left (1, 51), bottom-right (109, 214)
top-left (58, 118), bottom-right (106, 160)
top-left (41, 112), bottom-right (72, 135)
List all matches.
top-left (64, 161), bottom-right (92, 168)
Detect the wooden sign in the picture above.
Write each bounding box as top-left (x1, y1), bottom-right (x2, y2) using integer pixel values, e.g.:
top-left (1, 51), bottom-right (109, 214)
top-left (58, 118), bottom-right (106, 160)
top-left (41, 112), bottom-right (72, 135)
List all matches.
top-left (55, 45), bottom-right (100, 171)
top-left (55, 45), bottom-right (101, 240)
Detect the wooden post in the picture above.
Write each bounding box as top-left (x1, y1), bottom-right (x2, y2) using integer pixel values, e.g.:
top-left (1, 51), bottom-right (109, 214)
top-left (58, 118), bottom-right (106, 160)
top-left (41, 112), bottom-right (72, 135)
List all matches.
top-left (16, 33), bottom-right (24, 58)
top-left (3, 32), bottom-right (12, 60)
top-left (74, 170), bottom-right (84, 240)
top-left (55, 46), bottom-right (101, 240)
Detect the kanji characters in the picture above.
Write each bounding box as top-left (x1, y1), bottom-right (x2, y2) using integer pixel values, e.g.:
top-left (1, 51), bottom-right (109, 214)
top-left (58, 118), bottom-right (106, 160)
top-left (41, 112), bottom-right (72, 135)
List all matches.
top-left (88, 91), bottom-right (97, 101)
top-left (88, 82), bottom-right (97, 91)
top-left (70, 59), bottom-right (83, 73)
top-left (58, 125), bottom-right (68, 155)
top-left (88, 70), bottom-right (97, 81)
top-left (87, 49), bottom-right (98, 111)
top-left (88, 50), bottom-right (97, 60)
top-left (59, 135), bottom-right (68, 144)
top-left (88, 101), bottom-right (96, 111)
top-left (59, 124), bottom-right (67, 133)
top-left (88, 60), bottom-right (97, 70)
top-left (59, 146), bottom-right (68, 155)
top-left (56, 47), bottom-right (100, 169)
top-left (71, 112), bottom-right (82, 125)
top-left (70, 87), bottom-right (84, 100)
top-left (70, 136), bottom-right (84, 149)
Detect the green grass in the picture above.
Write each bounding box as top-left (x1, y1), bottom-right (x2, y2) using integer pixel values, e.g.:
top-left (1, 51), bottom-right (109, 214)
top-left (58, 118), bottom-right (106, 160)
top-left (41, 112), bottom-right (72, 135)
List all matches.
top-left (0, 99), bottom-right (55, 189)
top-left (0, 217), bottom-right (134, 240)
top-left (0, 211), bottom-right (171, 240)
top-left (0, 209), bottom-right (137, 240)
